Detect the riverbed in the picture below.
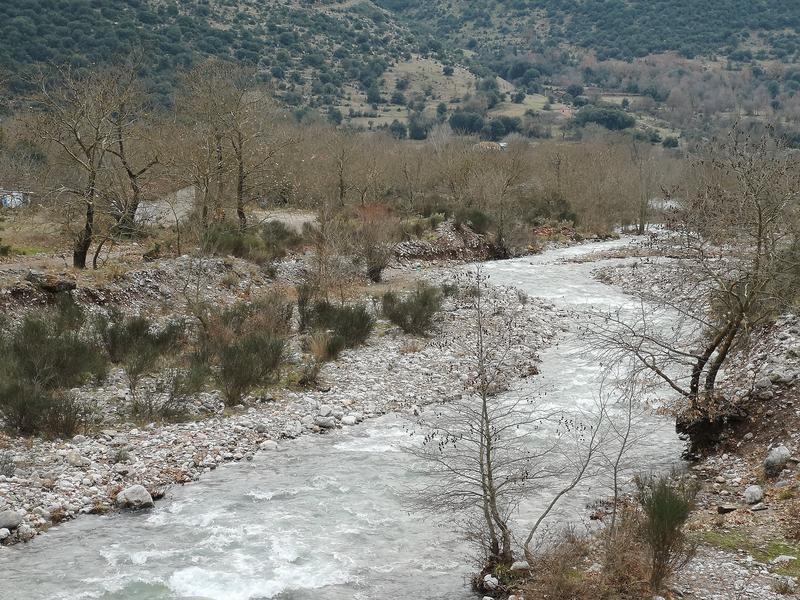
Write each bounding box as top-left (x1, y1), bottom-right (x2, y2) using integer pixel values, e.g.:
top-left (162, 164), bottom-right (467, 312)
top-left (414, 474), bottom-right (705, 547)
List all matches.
top-left (0, 240), bottom-right (685, 600)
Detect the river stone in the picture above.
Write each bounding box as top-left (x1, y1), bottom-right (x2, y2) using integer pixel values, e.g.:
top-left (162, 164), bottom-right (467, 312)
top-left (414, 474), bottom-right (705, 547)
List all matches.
top-left (16, 523), bottom-right (35, 541)
top-left (318, 405), bottom-right (333, 417)
top-left (314, 416), bottom-right (336, 429)
top-left (764, 445), bottom-right (792, 476)
top-left (66, 451), bottom-right (90, 467)
top-left (0, 510), bottom-right (23, 530)
top-left (341, 415), bottom-right (357, 426)
top-left (483, 574), bottom-right (499, 590)
top-left (0, 528), bottom-right (9, 540)
top-left (744, 485), bottom-right (764, 504)
top-left (115, 485), bottom-right (154, 510)
top-left (259, 440), bottom-right (278, 451)
top-left (283, 420), bottom-right (302, 438)
top-left (754, 376), bottom-right (773, 391)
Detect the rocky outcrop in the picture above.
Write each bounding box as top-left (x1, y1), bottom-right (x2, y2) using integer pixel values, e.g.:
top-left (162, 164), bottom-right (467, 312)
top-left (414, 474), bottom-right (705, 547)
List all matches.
top-left (25, 270), bottom-right (77, 294)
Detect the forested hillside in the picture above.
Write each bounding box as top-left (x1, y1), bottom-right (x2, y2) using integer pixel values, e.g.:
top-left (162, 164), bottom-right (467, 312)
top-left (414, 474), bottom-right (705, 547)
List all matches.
top-left (379, 0), bottom-right (800, 61)
top-left (4, 0), bottom-right (800, 141)
top-left (0, 0), bottom-right (426, 105)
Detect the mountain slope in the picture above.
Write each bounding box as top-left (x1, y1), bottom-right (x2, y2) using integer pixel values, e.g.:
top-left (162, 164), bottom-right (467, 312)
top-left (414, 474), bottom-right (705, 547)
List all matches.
top-left (378, 0), bottom-right (800, 61)
top-left (0, 0), bottom-right (425, 106)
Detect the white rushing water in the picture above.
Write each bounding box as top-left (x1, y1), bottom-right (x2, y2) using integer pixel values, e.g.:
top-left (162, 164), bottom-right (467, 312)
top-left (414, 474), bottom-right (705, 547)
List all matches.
top-left (0, 239), bottom-right (685, 600)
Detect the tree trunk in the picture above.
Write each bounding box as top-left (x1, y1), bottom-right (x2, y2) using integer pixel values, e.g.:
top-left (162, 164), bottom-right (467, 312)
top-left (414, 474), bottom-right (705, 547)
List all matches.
top-left (214, 133), bottom-right (225, 221)
top-left (116, 178), bottom-right (141, 237)
top-left (235, 134), bottom-right (246, 231)
top-left (690, 326), bottom-right (731, 398)
top-left (73, 178), bottom-right (96, 269)
top-left (704, 312), bottom-right (744, 393)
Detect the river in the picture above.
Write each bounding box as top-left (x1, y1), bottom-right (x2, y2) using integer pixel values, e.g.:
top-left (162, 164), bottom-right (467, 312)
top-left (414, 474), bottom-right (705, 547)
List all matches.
top-left (0, 239), bottom-right (685, 600)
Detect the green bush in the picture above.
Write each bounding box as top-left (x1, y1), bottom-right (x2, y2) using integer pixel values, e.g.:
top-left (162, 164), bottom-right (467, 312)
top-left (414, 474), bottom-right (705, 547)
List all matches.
top-left (455, 208), bottom-right (493, 235)
top-left (311, 301), bottom-right (374, 349)
top-left (635, 472), bottom-right (698, 592)
top-left (0, 298), bottom-right (107, 436)
top-left (95, 309), bottom-right (185, 414)
top-left (297, 282), bottom-right (317, 331)
top-left (201, 221), bottom-right (301, 265)
top-left (382, 283), bottom-right (443, 335)
top-left (215, 331), bottom-right (284, 406)
top-left (194, 295), bottom-right (292, 405)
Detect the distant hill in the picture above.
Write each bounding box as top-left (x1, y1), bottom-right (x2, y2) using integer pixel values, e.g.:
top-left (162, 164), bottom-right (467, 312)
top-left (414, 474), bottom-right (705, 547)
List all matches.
top-left (0, 0), bottom-right (431, 107)
top-left (378, 0), bottom-right (800, 61)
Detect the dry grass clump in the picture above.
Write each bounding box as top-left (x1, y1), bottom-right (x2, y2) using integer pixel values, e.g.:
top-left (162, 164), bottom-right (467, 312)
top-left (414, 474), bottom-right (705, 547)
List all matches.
top-left (519, 522), bottom-right (649, 600)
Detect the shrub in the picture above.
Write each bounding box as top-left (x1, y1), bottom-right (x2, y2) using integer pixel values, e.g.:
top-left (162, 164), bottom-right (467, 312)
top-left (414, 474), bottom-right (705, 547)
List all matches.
top-left (95, 309), bottom-right (185, 415)
top-left (0, 298), bottom-right (107, 436)
top-left (201, 221), bottom-right (301, 265)
top-left (261, 220), bottom-right (302, 260)
top-left (455, 208), bottom-right (493, 235)
top-left (382, 283), bottom-right (443, 335)
top-left (307, 330), bottom-right (346, 362)
top-left (354, 204), bottom-right (400, 283)
top-left (194, 295), bottom-right (292, 405)
top-left (311, 301), bottom-right (374, 348)
top-left (635, 472), bottom-right (698, 592)
top-left (297, 282), bottom-right (317, 331)
top-left (215, 330), bottom-right (284, 405)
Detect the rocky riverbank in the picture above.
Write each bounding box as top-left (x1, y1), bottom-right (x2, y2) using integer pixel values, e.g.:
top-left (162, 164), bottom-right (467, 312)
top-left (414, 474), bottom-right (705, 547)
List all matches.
top-left (0, 264), bottom-right (561, 546)
top-left (591, 256), bottom-right (800, 598)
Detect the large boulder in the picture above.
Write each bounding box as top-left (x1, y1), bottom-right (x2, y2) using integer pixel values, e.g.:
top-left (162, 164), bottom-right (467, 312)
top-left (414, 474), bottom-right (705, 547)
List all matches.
top-left (115, 485), bottom-right (154, 510)
top-left (764, 445), bottom-right (792, 477)
top-left (744, 485), bottom-right (764, 505)
top-left (0, 510), bottom-right (23, 530)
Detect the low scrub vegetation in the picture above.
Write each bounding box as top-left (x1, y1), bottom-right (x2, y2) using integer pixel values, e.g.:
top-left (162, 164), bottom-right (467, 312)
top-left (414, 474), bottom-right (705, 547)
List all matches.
top-left (635, 472), bottom-right (698, 592)
top-left (193, 294), bottom-right (293, 405)
top-left (382, 283), bottom-right (443, 335)
top-left (309, 300), bottom-right (375, 349)
top-left (201, 221), bottom-right (302, 265)
top-left (518, 473), bottom-right (698, 598)
top-left (95, 310), bottom-right (186, 417)
top-left (0, 298), bottom-right (107, 436)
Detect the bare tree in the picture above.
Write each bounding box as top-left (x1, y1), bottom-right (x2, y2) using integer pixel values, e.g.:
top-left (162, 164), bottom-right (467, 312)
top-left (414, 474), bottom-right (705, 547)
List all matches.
top-left (29, 65), bottom-right (137, 268)
top-left (409, 271), bottom-right (608, 570)
top-left (174, 59), bottom-right (240, 227)
top-left (591, 126), bottom-right (800, 444)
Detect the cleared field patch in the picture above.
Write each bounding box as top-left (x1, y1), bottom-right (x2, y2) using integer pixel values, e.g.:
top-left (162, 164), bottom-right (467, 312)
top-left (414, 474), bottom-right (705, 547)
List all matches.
top-left (382, 55), bottom-right (476, 103)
